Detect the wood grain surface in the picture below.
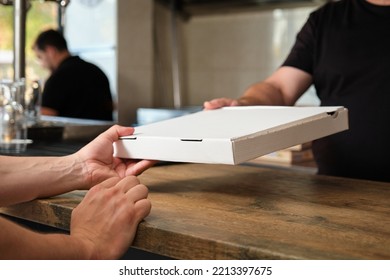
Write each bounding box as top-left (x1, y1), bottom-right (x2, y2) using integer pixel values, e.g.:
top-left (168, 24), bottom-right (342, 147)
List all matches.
top-left (1, 163), bottom-right (389, 260)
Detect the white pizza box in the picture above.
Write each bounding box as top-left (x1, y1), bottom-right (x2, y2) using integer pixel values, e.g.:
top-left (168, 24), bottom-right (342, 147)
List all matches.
top-left (113, 106), bottom-right (348, 164)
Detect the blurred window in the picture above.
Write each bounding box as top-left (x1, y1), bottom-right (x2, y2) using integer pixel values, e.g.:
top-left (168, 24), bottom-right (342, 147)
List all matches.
top-left (0, 2), bottom-right (58, 82)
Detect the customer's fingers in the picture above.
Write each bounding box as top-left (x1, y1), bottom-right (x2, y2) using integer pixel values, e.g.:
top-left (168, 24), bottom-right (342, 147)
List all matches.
top-left (125, 159), bottom-right (157, 176)
top-left (133, 198), bottom-right (152, 220)
top-left (84, 177), bottom-right (120, 198)
top-left (92, 176), bottom-right (140, 192)
top-left (100, 125), bottom-right (134, 143)
top-left (111, 176), bottom-right (142, 193)
top-left (125, 183), bottom-right (149, 202)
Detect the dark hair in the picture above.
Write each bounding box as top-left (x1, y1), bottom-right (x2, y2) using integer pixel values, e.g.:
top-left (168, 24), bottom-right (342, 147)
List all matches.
top-left (34, 29), bottom-right (68, 51)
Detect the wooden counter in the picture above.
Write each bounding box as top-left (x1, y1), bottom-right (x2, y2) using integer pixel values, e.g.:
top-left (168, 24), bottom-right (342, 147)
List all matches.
top-left (1, 163), bottom-right (389, 259)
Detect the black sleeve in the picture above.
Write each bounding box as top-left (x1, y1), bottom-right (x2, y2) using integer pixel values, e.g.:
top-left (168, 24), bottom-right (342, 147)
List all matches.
top-left (282, 11), bottom-right (317, 75)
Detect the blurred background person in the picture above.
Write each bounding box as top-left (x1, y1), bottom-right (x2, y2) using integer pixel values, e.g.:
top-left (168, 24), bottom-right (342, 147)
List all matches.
top-left (33, 29), bottom-right (113, 121)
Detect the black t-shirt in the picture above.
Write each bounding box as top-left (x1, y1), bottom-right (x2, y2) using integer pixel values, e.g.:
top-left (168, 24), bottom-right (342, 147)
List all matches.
top-left (283, 0), bottom-right (390, 182)
top-left (42, 56), bottom-right (113, 121)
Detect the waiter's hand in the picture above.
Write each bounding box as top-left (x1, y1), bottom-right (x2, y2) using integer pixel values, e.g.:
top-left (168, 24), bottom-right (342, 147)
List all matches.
top-left (203, 98), bottom-right (239, 110)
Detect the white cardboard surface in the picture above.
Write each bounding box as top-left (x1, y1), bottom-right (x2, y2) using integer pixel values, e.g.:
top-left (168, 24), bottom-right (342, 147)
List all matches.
top-left (114, 106), bottom-right (348, 164)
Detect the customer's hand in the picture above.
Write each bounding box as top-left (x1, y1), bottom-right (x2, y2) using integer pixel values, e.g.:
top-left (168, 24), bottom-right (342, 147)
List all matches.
top-left (70, 176), bottom-right (151, 259)
top-left (75, 125), bottom-right (156, 189)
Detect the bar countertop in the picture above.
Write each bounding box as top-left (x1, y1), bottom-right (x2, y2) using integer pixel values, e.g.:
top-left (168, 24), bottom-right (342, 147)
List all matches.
top-left (1, 163), bottom-right (389, 259)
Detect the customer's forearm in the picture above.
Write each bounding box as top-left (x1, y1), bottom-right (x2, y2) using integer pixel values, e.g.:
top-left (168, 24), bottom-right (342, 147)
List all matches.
top-left (0, 155), bottom-right (86, 206)
top-left (0, 217), bottom-right (89, 259)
